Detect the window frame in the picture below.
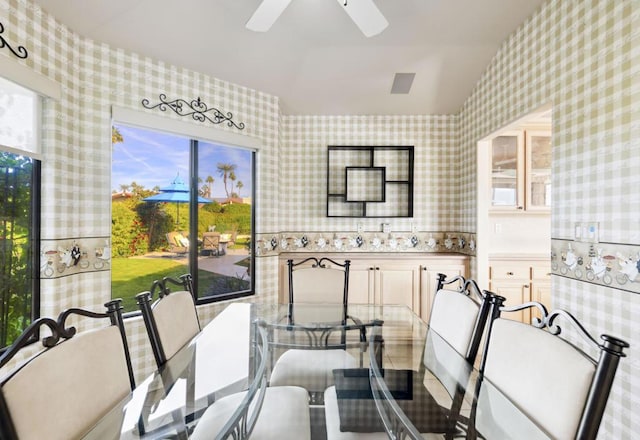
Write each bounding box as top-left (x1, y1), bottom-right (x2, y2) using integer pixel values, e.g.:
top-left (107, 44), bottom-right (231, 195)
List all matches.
top-left (111, 107), bottom-right (259, 307)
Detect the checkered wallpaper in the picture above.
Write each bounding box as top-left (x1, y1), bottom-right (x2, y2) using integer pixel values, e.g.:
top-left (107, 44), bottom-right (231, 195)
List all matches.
top-left (2, 0), bottom-right (282, 380)
top-left (2, 0), bottom-right (638, 433)
top-left (280, 115), bottom-right (460, 232)
top-left (458, 1), bottom-right (639, 437)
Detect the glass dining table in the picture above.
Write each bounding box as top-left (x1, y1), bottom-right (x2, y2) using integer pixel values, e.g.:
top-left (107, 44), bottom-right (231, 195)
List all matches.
top-left (82, 302), bottom-right (550, 439)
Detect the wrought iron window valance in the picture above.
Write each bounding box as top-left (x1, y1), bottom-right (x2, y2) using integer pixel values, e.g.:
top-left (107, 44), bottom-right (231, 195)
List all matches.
top-left (141, 94), bottom-right (245, 130)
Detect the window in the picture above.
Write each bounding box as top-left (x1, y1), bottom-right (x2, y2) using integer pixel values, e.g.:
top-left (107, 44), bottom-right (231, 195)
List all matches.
top-left (111, 123), bottom-right (254, 312)
top-left (0, 76), bottom-right (41, 349)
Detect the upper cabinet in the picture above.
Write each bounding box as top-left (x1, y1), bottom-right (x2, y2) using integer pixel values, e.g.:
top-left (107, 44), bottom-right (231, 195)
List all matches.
top-left (490, 129), bottom-right (551, 212)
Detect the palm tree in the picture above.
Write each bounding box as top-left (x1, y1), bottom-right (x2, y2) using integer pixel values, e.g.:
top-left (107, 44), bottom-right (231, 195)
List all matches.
top-left (229, 171), bottom-right (237, 198)
top-left (112, 126), bottom-right (124, 144)
top-left (236, 181), bottom-right (244, 197)
top-left (216, 163), bottom-right (236, 200)
top-left (206, 175), bottom-right (214, 199)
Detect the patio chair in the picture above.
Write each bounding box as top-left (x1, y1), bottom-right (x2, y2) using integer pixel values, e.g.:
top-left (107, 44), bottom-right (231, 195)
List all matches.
top-left (202, 231), bottom-right (221, 257)
top-left (221, 230), bottom-right (238, 246)
top-left (166, 231), bottom-right (189, 255)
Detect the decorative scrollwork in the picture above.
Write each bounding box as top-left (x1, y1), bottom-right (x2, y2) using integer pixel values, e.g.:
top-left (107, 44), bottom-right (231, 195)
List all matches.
top-left (0, 21), bottom-right (28, 59)
top-left (500, 302), bottom-right (607, 350)
top-left (141, 94), bottom-right (245, 130)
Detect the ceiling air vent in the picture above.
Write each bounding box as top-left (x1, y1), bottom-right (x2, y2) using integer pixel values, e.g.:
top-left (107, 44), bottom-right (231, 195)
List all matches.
top-left (390, 73), bottom-right (415, 94)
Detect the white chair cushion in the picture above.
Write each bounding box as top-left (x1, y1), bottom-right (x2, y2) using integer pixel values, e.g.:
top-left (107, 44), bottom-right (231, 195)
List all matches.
top-left (2, 326), bottom-right (130, 440)
top-left (324, 386), bottom-right (441, 440)
top-left (429, 289), bottom-right (479, 356)
top-left (190, 385), bottom-right (311, 440)
top-left (292, 267), bottom-right (346, 303)
top-left (153, 290), bottom-right (200, 360)
top-left (423, 332), bottom-right (473, 398)
top-left (270, 349), bottom-right (358, 392)
top-left (483, 318), bottom-right (596, 440)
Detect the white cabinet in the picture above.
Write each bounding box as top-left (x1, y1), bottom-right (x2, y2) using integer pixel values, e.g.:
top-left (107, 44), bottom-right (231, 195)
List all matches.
top-left (348, 260), bottom-right (420, 310)
top-left (489, 257), bottom-right (551, 323)
top-left (279, 254), bottom-right (468, 320)
top-left (490, 130), bottom-right (551, 212)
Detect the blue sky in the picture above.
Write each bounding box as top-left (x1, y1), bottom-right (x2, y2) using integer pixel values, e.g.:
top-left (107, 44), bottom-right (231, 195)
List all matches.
top-left (112, 124), bottom-right (252, 198)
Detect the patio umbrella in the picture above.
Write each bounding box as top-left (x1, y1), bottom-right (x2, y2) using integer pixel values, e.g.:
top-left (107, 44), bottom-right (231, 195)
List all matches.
top-left (143, 174), bottom-right (211, 225)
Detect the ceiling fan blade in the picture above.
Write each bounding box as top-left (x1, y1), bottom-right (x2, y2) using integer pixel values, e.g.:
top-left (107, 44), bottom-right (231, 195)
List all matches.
top-left (246, 0), bottom-right (293, 32)
top-left (338, 0), bottom-right (388, 37)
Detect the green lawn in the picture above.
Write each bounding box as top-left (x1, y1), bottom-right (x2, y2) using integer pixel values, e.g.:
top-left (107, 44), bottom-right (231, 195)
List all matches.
top-left (111, 258), bottom-right (222, 312)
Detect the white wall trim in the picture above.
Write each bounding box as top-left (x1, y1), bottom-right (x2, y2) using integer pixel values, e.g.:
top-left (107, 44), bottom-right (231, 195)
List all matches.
top-left (0, 54), bottom-right (61, 99)
top-left (111, 106), bottom-right (261, 151)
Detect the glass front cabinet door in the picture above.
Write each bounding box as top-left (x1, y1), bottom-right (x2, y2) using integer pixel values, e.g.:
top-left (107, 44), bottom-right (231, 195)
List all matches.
top-left (490, 130), bottom-right (551, 211)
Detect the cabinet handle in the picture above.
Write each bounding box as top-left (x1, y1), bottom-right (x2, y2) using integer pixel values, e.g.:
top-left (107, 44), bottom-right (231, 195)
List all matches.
top-left (422, 267), bottom-right (427, 271)
top-left (517, 206), bottom-right (524, 210)
top-left (375, 267), bottom-right (380, 270)
top-left (506, 271), bottom-right (514, 276)
top-left (369, 267), bottom-right (374, 271)
top-left (524, 284), bottom-right (529, 288)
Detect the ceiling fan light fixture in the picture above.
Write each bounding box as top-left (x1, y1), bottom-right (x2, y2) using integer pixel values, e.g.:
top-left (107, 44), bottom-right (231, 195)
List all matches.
top-left (338, 0), bottom-right (388, 37)
top-left (246, 0), bottom-right (293, 32)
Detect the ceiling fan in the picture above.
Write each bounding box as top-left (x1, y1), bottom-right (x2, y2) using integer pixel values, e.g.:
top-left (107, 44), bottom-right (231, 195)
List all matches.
top-left (246, 0), bottom-right (388, 37)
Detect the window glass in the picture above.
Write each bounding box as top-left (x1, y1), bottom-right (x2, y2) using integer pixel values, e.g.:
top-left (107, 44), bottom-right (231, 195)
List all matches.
top-left (0, 152), bottom-right (38, 348)
top-left (111, 124), bottom-right (254, 312)
top-left (491, 135), bottom-right (518, 207)
top-left (0, 75), bottom-right (40, 350)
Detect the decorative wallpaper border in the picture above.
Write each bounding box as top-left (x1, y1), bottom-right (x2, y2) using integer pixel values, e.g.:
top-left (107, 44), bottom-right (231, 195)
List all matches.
top-left (40, 237), bottom-right (111, 279)
top-left (551, 238), bottom-right (640, 295)
top-left (255, 231), bottom-right (476, 257)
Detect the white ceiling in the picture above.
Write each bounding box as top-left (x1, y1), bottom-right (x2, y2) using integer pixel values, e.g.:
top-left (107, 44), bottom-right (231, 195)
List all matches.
top-left (33, 0), bottom-right (546, 115)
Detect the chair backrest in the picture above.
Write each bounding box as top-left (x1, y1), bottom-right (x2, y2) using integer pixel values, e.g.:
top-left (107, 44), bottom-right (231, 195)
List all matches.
top-left (287, 257), bottom-right (350, 304)
top-left (478, 302), bottom-right (629, 440)
top-left (429, 273), bottom-right (492, 363)
top-left (167, 231), bottom-right (189, 250)
top-left (203, 231), bottom-right (220, 248)
top-left (136, 274), bottom-right (201, 367)
top-left (0, 300), bottom-right (135, 440)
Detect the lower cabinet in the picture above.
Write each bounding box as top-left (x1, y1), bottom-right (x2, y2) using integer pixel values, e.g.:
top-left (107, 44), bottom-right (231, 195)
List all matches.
top-left (278, 253), bottom-right (468, 321)
top-left (489, 257), bottom-right (551, 323)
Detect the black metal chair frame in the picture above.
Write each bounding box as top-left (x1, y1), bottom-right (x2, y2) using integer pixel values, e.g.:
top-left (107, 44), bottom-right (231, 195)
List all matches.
top-left (286, 256), bottom-right (358, 345)
top-left (470, 297), bottom-right (629, 440)
top-left (287, 257), bottom-right (351, 304)
top-left (136, 273), bottom-right (200, 368)
top-left (0, 299), bottom-right (135, 440)
top-left (434, 273), bottom-right (492, 363)
top-left (277, 257), bottom-right (366, 404)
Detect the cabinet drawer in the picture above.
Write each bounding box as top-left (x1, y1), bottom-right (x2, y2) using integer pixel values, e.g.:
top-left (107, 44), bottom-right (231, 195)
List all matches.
top-left (490, 265), bottom-right (529, 280)
top-left (531, 264), bottom-right (551, 279)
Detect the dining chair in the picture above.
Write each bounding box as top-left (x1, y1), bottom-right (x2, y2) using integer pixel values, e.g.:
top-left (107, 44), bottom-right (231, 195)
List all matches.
top-left (472, 301), bottom-right (629, 440)
top-left (136, 273), bottom-right (201, 367)
top-left (324, 274), bottom-right (494, 440)
top-left (269, 257), bottom-right (361, 405)
top-left (0, 299), bottom-right (135, 440)
top-left (190, 320), bottom-right (311, 440)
